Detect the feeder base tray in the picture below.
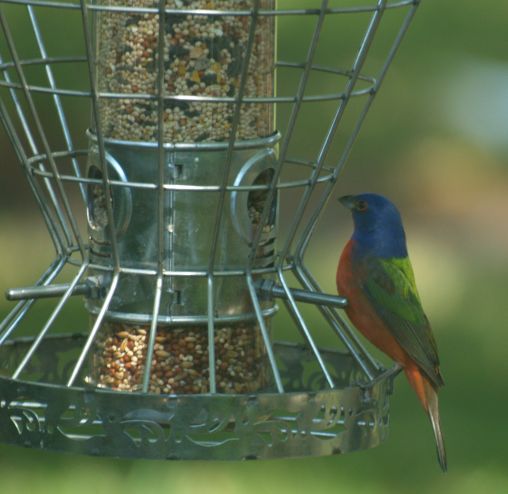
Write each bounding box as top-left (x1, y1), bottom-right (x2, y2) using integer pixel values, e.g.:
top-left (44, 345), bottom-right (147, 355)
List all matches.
top-left (0, 334), bottom-right (398, 460)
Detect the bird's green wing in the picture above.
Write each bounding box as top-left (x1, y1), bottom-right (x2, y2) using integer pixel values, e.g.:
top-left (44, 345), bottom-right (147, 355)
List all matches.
top-left (361, 256), bottom-right (443, 388)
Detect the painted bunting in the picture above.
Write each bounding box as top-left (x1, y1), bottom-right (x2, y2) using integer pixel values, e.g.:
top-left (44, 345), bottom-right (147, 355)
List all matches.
top-left (336, 193), bottom-right (447, 471)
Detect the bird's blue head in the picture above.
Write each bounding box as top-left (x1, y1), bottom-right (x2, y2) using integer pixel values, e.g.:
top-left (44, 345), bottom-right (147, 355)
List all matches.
top-left (339, 193), bottom-right (408, 259)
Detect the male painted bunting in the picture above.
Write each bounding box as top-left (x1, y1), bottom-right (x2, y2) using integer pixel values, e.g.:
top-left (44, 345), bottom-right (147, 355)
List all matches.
top-left (336, 193), bottom-right (447, 471)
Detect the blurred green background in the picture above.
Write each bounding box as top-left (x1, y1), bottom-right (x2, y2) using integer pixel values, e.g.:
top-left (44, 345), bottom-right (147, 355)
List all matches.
top-left (1, 0), bottom-right (508, 493)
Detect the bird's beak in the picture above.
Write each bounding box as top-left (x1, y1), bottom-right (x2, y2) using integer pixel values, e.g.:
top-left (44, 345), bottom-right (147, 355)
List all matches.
top-left (338, 195), bottom-right (356, 210)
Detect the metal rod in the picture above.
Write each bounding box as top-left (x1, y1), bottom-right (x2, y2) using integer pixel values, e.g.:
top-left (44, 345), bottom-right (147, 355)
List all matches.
top-left (69, 2), bottom-right (123, 386)
top-left (207, 0), bottom-right (260, 275)
top-left (78, 0), bottom-right (120, 271)
top-left (85, 307), bottom-right (277, 327)
top-left (207, 275), bottom-right (216, 393)
top-left (0, 98), bottom-right (65, 260)
top-left (141, 0), bottom-right (169, 394)
top-left (142, 275), bottom-right (163, 393)
top-left (30, 162), bottom-right (335, 192)
top-left (0, 257), bottom-right (66, 345)
top-left (26, 4), bottom-right (87, 203)
top-left (0, 57), bottom-right (68, 255)
top-left (0, 75), bottom-right (375, 103)
top-left (0, 0), bottom-right (415, 14)
top-left (82, 261), bottom-right (293, 278)
top-left (5, 281), bottom-right (94, 301)
top-left (85, 2), bottom-right (415, 16)
top-left (294, 263), bottom-right (380, 380)
top-left (256, 279), bottom-right (347, 308)
top-left (277, 270), bottom-right (336, 388)
top-left (12, 263), bottom-right (89, 380)
top-left (66, 272), bottom-right (120, 387)
top-left (246, 273), bottom-right (284, 393)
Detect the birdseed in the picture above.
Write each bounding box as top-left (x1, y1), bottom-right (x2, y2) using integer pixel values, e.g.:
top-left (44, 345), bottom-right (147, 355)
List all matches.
top-left (96, 0), bottom-right (275, 142)
top-left (92, 324), bottom-right (270, 393)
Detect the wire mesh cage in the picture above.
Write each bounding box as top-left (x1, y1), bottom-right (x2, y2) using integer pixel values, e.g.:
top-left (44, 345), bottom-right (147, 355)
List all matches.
top-left (0, 0), bottom-right (419, 459)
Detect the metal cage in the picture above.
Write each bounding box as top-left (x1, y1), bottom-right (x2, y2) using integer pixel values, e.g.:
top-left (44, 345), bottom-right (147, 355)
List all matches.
top-left (0, 0), bottom-right (418, 459)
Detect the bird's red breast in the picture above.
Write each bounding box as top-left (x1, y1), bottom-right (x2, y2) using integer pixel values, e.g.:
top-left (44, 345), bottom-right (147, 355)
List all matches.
top-left (336, 239), bottom-right (411, 367)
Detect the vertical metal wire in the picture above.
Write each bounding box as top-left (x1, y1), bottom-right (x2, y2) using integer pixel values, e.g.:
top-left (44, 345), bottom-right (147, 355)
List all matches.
top-left (243, 2), bottom-right (331, 391)
top-left (143, 276), bottom-right (163, 392)
top-left (0, 93), bottom-right (69, 347)
top-left (12, 262), bottom-right (88, 380)
top-left (0, 8), bottom-right (86, 259)
top-left (142, 0), bottom-right (167, 393)
top-left (26, 5), bottom-right (87, 203)
top-left (0, 95), bottom-right (64, 257)
top-left (206, 275), bottom-right (216, 393)
top-left (66, 272), bottom-right (119, 386)
top-left (0, 53), bottom-right (71, 254)
top-left (246, 273), bottom-right (283, 393)
top-left (294, 263), bottom-right (380, 379)
top-left (63, 0), bottom-right (126, 386)
top-left (205, 2), bottom-right (261, 394)
top-left (207, 3), bottom-right (261, 271)
top-left (78, 0), bottom-right (119, 269)
top-left (277, 268), bottom-right (335, 388)
top-left (247, 0), bottom-right (330, 266)
top-left (279, 0), bottom-right (388, 263)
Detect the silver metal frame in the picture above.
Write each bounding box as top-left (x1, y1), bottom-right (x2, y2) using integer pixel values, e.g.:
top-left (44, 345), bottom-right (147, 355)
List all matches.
top-left (0, 0), bottom-right (420, 458)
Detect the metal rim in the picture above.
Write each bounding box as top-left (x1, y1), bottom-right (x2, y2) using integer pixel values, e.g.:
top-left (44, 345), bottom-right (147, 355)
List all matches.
top-left (85, 305), bottom-right (280, 326)
top-left (25, 148), bottom-right (336, 192)
top-left (0, 0), bottom-right (417, 15)
top-left (0, 59), bottom-right (376, 102)
top-left (88, 128), bottom-right (282, 151)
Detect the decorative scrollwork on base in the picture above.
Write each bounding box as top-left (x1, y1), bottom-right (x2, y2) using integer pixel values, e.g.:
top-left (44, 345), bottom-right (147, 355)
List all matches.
top-left (0, 335), bottom-right (398, 459)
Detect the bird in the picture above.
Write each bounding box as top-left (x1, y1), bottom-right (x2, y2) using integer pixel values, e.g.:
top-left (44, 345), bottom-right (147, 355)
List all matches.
top-left (336, 193), bottom-right (447, 472)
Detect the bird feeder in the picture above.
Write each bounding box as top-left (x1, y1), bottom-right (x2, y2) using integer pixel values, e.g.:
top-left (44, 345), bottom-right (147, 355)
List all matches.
top-left (0, 0), bottom-right (419, 459)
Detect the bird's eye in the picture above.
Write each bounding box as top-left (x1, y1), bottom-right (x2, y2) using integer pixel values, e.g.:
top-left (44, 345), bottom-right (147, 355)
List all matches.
top-left (356, 200), bottom-right (368, 212)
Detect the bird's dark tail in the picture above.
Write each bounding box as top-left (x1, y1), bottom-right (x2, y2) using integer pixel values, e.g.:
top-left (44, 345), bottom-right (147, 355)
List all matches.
top-left (405, 364), bottom-right (447, 472)
top-left (425, 379), bottom-right (447, 472)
